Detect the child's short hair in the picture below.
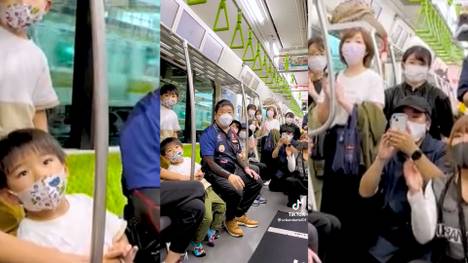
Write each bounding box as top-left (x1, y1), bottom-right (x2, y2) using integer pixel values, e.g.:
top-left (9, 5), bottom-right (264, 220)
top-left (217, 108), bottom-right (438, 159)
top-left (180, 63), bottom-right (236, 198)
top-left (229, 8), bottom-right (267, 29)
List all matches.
top-left (160, 84), bottom-right (179, 97)
top-left (161, 137), bottom-right (183, 156)
top-left (0, 129), bottom-right (66, 189)
top-left (230, 120), bottom-right (241, 130)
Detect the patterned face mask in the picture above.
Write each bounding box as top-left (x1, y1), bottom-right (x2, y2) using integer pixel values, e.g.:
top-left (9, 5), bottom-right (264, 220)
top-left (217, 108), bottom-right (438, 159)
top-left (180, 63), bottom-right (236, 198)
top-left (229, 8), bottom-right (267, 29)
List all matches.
top-left (12, 172), bottom-right (67, 212)
top-left (0, 3), bottom-right (45, 32)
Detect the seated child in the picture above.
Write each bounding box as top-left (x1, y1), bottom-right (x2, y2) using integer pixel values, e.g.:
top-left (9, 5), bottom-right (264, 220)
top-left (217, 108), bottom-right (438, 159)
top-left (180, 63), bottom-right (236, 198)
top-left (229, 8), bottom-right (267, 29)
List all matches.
top-left (0, 129), bottom-right (137, 262)
top-left (161, 137), bottom-right (226, 257)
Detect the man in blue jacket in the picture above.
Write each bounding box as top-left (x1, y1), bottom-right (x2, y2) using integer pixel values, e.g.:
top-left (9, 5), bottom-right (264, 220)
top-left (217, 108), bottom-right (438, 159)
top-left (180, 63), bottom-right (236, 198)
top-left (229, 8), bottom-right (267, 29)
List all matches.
top-left (120, 89), bottom-right (204, 263)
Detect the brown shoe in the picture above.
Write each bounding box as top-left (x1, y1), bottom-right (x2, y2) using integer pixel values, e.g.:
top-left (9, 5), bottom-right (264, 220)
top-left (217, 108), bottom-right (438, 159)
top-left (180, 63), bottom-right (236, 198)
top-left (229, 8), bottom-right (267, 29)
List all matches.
top-left (225, 219), bottom-right (244, 237)
top-left (236, 215), bottom-right (258, 228)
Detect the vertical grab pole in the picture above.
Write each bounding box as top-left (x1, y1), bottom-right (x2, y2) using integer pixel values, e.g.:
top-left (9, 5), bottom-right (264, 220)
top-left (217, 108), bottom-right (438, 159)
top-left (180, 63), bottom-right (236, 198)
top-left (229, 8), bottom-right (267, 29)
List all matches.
top-left (309, 0), bottom-right (336, 137)
top-left (183, 41), bottom-right (197, 181)
top-left (370, 31), bottom-right (383, 77)
top-left (389, 44), bottom-right (398, 86)
top-left (89, 0), bottom-right (108, 262)
top-left (240, 82), bottom-right (248, 160)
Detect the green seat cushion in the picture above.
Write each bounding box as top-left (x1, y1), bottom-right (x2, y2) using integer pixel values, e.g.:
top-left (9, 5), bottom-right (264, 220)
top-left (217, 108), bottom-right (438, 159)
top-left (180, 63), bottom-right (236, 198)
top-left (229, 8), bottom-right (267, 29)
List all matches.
top-left (66, 152), bottom-right (126, 216)
top-left (182, 143), bottom-right (201, 163)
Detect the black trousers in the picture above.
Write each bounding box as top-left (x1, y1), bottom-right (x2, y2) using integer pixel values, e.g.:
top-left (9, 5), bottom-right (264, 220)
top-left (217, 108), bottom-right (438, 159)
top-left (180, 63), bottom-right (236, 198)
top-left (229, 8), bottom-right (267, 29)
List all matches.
top-left (308, 211), bottom-right (341, 262)
top-left (130, 181), bottom-right (205, 254)
top-left (269, 169), bottom-right (307, 205)
top-left (205, 165), bottom-right (262, 221)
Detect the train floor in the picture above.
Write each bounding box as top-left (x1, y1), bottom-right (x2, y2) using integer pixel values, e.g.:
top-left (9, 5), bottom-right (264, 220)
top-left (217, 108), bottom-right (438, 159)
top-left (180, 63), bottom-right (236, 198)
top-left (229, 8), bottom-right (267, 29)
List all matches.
top-left (185, 185), bottom-right (305, 263)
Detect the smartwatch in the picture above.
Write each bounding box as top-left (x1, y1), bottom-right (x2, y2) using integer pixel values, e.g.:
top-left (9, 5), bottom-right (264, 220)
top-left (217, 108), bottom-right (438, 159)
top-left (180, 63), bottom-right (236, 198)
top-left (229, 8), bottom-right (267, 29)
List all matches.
top-left (411, 149), bottom-right (423, 161)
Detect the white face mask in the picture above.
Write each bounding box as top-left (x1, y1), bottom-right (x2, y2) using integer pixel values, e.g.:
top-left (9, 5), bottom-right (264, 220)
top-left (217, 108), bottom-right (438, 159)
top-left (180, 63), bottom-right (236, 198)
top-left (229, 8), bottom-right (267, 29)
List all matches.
top-left (239, 130), bottom-right (247, 139)
top-left (282, 133), bottom-right (293, 142)
top-left (162, 98), bottom-right (177, 109)
top-left (341, 42), bottom-right (366, 66)
top-left (169, 150), bottom-right (184, 163)
top-left (0, 3), bottom-right (45, 32)
top-left (407, 121), bottom-right (427, 142)
top-left (267, 111), bottom-right (274, 119)
top-left (308, 55), bottom-right (327, 72)
top-left (12, 172), bottom-right (67, 212)
top-left (285, 117), bottom-right (293, 125)
top-left (218, 113), bottom-right (233, 128)
top-left (248, 110), bottom-right (256, 117)
top-left (404, 65), bottom-right (429, 84)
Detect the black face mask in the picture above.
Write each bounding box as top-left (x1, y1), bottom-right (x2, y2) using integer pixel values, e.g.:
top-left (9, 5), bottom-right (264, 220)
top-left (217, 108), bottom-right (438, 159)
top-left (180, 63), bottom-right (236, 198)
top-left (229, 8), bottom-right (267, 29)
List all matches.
top-left (452, 143), bottom-right (468, 168)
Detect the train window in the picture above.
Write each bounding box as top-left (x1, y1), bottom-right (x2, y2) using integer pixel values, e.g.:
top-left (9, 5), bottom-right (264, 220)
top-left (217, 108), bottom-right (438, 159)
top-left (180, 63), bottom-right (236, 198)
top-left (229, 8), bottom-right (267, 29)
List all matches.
top-left (326, 34), bottom-right (346, 74)
top-left (32, 2), bottom-right (77, 146)
top-left (105, 1), bottom-right (159, 145)
top-left (193, 75), bottom-right (214, 132)
top-left (161, 60), bottom-right (188, 139)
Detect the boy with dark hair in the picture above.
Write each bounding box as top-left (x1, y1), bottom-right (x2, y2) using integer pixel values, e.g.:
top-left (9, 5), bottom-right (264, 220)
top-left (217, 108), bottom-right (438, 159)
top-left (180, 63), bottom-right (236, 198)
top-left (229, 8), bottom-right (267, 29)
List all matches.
top-left (0, 0), bottom-right (59, 235)
top-left (0, 129), bottom-right (136, 262)
top-left (161, 137), bottom-right (226, 257)
top-left (160, 84), bottom-right (181, 140)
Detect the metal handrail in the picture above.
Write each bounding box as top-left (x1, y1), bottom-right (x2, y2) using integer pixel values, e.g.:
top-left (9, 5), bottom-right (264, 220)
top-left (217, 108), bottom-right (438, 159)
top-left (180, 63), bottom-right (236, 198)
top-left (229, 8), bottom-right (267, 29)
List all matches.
top-left (309, 0), bottom-right (336, 137)
top-left (89, 0), bottom-right (109, 262)
top-left (240, 82), bottom-right (249, 161)
top-left (388, 44), bottom-right (399, 86)
top-left (183, 41), bottom-right (197, 181)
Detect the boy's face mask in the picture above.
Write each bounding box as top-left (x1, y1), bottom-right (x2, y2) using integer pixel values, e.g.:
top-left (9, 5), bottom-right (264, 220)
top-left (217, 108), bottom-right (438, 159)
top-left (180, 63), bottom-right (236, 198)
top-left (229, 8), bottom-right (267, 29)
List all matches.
top-left (168, 150), bottom-right (183, 163)
top-left (0, 3), bottom-right (45, 32)
top-left (11, 172), bottom-right (67, 212)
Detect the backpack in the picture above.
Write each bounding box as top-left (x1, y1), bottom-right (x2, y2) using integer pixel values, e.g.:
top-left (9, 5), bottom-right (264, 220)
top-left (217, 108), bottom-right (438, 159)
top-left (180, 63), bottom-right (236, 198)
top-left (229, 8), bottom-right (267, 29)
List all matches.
top-left (331, 106), bottom-right (361, 176)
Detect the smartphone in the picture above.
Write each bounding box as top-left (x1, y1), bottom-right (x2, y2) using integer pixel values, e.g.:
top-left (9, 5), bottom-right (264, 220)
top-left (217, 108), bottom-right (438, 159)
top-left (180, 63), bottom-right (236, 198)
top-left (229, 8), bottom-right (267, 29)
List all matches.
top-left (390, 113), bottom-right (408, 132)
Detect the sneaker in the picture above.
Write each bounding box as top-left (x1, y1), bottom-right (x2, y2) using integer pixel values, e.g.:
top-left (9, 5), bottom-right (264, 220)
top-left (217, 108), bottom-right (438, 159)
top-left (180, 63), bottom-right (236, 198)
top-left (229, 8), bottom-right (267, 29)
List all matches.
top-left (236, 215), bottom-right (258, 228)
top-left (257, 194), bottom-right (267, 204)
top-left (206, 229), bottom-right (216, 247)
top-left (191, 241), bottom-right (206, 257)
top-left (215, 229), bottom-right (221, 239)
top-left (251, 199), bottom-right (260, 207)
top-left (225, 219), bottom-right (244, 237)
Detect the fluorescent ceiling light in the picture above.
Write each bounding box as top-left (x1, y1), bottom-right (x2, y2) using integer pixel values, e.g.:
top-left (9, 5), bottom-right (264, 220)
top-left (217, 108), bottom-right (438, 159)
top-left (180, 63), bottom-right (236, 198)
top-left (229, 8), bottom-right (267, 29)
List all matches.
top-left (239, 0), bottom-right (266, 25)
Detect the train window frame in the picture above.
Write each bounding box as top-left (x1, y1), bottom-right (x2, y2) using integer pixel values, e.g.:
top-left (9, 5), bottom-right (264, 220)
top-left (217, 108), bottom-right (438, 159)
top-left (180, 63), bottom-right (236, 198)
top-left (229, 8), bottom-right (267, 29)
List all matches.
top-left (161, 58), bottom-right (215, 143)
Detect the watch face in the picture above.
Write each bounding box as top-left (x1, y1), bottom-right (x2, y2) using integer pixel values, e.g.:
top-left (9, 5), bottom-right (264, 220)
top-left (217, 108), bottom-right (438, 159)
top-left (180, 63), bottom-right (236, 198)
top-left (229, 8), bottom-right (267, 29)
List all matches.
top-left (412, 150), bottom-right (422, 160)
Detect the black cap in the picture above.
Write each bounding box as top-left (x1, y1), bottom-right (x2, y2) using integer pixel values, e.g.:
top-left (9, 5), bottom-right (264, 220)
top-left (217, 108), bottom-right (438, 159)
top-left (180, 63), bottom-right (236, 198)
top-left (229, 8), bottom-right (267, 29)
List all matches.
top-left (394, 95), bottom-right (432, 118)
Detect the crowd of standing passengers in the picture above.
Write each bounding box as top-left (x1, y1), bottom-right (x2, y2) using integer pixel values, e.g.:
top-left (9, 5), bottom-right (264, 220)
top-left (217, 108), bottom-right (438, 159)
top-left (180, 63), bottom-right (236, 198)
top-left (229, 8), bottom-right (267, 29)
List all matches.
top-left (308, 26), bottom-right (468, 263)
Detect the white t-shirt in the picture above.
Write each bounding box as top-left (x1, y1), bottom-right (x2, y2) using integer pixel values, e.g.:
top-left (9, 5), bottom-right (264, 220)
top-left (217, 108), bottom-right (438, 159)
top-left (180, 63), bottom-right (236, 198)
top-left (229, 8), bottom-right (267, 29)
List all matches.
top-left (167, 157), bottom-right (211, 189)
top-left (262, 118), bottom-right (280, 134)
top-left (332, 69), bottom-right (385, 126)
top-left (17, 194), bottom-right (127, 255)
top-left (0, 26), bottom-right (59, 137)
top-left (160, 105), bottom-right (181, 131)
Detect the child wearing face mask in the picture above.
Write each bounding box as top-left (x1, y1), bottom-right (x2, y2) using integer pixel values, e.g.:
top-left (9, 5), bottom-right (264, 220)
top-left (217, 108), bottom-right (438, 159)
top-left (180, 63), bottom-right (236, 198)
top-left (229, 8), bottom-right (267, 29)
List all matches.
top-left (161, 137), bottom-right (226, 257)
top-left (384, 44), bottom-right (453, 140)
top-left (0, 129), bottom-right (137, 262)
top-left (359, 96), bottom-right (448, 262)
top-left (160, 84), bottom-right (181, 141)
top-left (0, 0), bottom-right (59, 234)
top-left (409, 115), bottom-right (468, 263)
